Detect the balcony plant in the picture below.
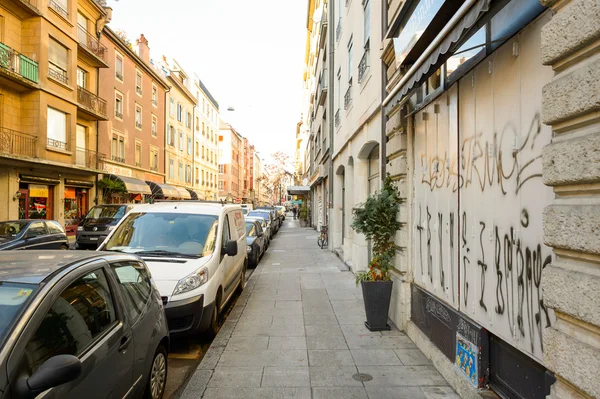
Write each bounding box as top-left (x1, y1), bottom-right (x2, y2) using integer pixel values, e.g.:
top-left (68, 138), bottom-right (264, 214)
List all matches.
top-left (351, 174), bottom-right (403, 331)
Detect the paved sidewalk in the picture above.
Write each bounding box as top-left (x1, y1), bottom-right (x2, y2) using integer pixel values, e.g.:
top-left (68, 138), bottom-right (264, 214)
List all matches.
top-left (180, 218), bottom-right (458, 399)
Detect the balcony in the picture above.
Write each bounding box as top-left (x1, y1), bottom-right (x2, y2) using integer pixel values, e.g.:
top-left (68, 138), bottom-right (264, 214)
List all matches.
top-left (77, 25), bottom-right (108, 67)
top-left (76, 147), bottom-right (105, 170)
top-left (47, 138), bottom-right (67, 151)
top-left (48, 0), bottom-right (67, 19)
top-left (77, 86), bottom-right (108, 120)
top-left (5, 0), bottom-right (42, 18)
top-left (0, 42), bottom-right (39, 90)
top-left (48, 64), bottom-right (67, 84)
top-left (0, 127), bottom-right (37, 158)
top-left (344, 84), bottom-right (352, 110)
top-left (335, 109), bottom-right (340, 127)
top-left (358, 50), bottom-right (369, 83)
top-left (111, 155), bottom-right (125, 163)
top-left (319, 9), bottom-right (328, 49)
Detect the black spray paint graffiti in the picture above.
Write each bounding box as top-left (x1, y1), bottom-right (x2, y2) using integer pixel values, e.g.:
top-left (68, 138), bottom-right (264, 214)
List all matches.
top-left (421, 114), bottom-right (544, 195)
top-left (415, 206), bottom-right (552, 354)
top-left (417, 205), bottom-right (424, 279)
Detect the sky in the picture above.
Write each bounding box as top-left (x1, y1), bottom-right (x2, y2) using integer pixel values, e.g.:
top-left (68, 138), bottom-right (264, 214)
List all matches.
top-left (106, 0), bottom-right (307, 162)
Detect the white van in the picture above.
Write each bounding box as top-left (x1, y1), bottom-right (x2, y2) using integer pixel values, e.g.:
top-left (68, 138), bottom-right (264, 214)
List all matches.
top-left (98, 202), bottom-right (247, 336)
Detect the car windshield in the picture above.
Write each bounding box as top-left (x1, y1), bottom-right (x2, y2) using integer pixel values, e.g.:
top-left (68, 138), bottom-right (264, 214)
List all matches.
top-left (248, 211), bottom-right (270, 221)
top-left (246, 218), bottom-right (265, 228)
top-left (0, 282), bottom-right (37, 344)
top-left (85, 206), bottom-right (126, 221)
top-left (104, 212), bottom-right (218, 258)
top-left (0, 221), bottom-right (28, 237)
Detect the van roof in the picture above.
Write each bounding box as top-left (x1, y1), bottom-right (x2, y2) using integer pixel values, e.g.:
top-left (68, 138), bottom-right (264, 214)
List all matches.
top-left (130, 202), bottom-right (241, 216)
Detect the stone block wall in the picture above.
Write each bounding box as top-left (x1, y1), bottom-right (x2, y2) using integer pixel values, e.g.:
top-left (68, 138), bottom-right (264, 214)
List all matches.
top-left (540, 0), bottom-right (600, 396)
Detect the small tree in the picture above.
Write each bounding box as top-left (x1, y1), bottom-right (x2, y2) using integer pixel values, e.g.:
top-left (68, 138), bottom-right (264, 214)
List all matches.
top-left (97, 177), bottom-right (126, 202)
top-left (351, 174), bottom-right (403, 282)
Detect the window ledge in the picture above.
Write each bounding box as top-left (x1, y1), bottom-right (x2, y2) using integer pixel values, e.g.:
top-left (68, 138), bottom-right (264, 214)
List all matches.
top-left (46, 146), bottom-right (72, 156)
top-left (47, 75), bottom-right (73, 91)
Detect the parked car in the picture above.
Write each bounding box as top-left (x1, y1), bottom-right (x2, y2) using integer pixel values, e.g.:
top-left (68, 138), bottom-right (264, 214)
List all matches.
top-left (245, 219), bottom-right (266, 268)
top-left (99, 202), bottom-right (247, 337)
top-left (0, 251), bottom-right (169, 399)
top-left (76, 204), bottom-right (138, 250)
top-left (247, 210), bottom-right (276, 236)
top-left (240, 203), bottom-right (253, 215)
top-left (246, 216), bottom-right (271, 247)
top-left (256, 206), bottom-right (282, 230)
top-left (275, 206), bottom-right (286, 220)
top-left (0, 220), bottom-right (69, 250)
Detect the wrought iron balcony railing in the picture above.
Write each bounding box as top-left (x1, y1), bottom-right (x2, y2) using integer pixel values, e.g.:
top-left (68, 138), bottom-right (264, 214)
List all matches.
top-left (344, 84), bottom-right (352, 110)
top-left (48, 0), bottom-right (67, 18)
top-left (335, 109), bottom-right (341, 127)
top-left (47, 137), bottom-right (67, 150)
top-left (358, 50), bottom-right (369, 83)
top-left (77, 86), bottom-right (107, 118)
top-left (0, 127), bottom-right (37, 158)
top-left (48, 64), bottom-right (67, 84)
top-left (111, 155), bottom-right (125, 163)
top-left (76, 147), bottom-right (105, 169)
top-left (0, 43), bottom-right (39, 83)
top-left (77, 25), bottom-right (107, 61)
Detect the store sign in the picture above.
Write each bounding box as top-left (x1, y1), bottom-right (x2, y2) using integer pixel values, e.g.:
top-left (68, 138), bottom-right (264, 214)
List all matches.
top-left (29, 184), bottom-right (49, 197)
top-left (104, 163), bottom-right (132, 177)
top-left (393, 0), bottom-right (446, 67)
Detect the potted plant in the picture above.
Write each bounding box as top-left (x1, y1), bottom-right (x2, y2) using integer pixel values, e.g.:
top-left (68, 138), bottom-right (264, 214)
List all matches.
top-left (351, 174), bottom-right (403, 331)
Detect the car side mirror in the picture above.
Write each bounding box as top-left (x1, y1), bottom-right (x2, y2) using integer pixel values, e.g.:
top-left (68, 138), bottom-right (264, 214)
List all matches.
top-left (223, 240), bottom-right (238, 257)
top-left (19, 355), bottom-right (81, 398)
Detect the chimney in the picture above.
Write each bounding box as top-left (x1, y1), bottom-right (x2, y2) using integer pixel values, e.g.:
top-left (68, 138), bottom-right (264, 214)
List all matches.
top-left (136, 34), bottom-right (149, 63)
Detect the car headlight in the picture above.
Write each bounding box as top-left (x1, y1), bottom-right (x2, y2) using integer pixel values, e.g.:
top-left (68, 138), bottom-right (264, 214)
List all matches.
top-left (108, 225), bottom-right (117, 231)
top-left (77, 226), bottom-right (83, 231)
top-left (172, 267), bottom-right (209, 296)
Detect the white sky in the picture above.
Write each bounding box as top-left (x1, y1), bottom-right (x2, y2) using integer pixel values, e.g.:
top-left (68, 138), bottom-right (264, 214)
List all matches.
top-left (106, 0), bottom-right (307, 161)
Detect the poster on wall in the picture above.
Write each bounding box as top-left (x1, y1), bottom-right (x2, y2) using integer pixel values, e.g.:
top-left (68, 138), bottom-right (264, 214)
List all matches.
top-left (456, 333), bottom-right (478, 387)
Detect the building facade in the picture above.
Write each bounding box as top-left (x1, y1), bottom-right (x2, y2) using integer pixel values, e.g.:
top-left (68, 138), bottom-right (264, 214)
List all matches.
top-left (98, 29), bottom-right (169, 203)
top-left (190, 76), bottom-right (219, 200)
top-left (0, 0), bottom-right (110, 229)
top-left (218, 122), bottom-right (243, 201)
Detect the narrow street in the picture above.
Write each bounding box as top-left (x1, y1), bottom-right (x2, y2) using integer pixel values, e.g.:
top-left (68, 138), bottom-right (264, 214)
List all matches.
top-left (175, 217), bottom-right (457, 399)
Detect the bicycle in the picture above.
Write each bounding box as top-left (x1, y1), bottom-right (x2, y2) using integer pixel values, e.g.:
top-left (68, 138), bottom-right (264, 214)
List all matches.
top-left (317, 225), bottom-right (328, 249)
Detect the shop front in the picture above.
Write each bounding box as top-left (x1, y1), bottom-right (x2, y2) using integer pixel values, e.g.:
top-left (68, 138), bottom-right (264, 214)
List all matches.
top-left (102, 174), bottom-right (152, 204)
top-left (18, 176), bottom-right (59, 220)
top-left (63, 179), bottom-right (94, 235)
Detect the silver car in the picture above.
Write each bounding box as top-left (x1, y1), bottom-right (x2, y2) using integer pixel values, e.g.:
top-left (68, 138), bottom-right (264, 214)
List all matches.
top-left (0, 251), bottom-right (169, 399)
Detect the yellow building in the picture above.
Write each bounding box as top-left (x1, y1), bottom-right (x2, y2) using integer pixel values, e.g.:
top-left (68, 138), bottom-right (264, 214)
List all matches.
top-left (160, 58), bottom-right (197, 198)
top-left (191, 76), bottom-right (219, 200)
top-left (0, 0), bottom-right (109, 228)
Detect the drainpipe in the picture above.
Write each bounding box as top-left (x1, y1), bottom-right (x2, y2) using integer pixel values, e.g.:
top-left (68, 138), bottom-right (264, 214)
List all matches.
top-left (381, 0), bottom-right (388, 180)
top-left (328, 0), bottom-right (335, 230)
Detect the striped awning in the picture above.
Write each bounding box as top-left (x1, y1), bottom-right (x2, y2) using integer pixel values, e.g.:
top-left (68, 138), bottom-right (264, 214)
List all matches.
top-left (186, 188), bottom-right (205, 200)
top-left (108, 174), bottom-right (152, 195)
top-left (174, 186), bottom-right (192, 200)
top-left (145, 181), bottom-right (181, 198)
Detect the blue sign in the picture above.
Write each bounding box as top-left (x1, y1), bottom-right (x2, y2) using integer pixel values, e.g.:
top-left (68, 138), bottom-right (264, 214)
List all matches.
top-left (455, 333), bottom-right (478, 387)
top-left (393, 0), bottom-right (446, 66)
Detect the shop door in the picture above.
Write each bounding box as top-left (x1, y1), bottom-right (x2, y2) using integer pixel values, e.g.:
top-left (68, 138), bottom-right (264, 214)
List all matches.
top-left (76, 125), bottom-right (86, 166)
top-left (18, 189), bottom-right (28, 219)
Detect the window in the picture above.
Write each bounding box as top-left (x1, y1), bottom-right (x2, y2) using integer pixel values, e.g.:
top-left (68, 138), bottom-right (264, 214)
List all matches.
top-left (151, 115), bottom-right (157, 137)
top-left (211, 151), bottom-right (214, 164)
top-left (219, 164), bottom-right (224, 173)
top-left (221, 215), bottom-right (230, 250)
top-left (170, 98), bottom-right (175, 117)
top-left (363, 0), bottom-right (371, 45)
top-left (47, 107), bottom-right (67, 149)
top-left (152, 84), bottom-right (158, 106)
top-left (348, 37), bottom-right (353, 83)
top-left (196, 117), bottom-right (200, 131)
top-left (202, 122), bottom-right (205, 135)
top-left (202, 145), bottom-right (205, 159)
top-left (115, 52), bottom-right (124, 80)
top-left (136, 70), bottom-right (142, 95)
top-left (179, 131), bottom-right (183, 151)
top-left (167, 125), bottom-right (175, 146)
top-left (26, 222), bottom-right (46, 238)
top-left (135, 141), bottom-right (142, 166)
top-left (195, 141), bottom-right (199, 156)
top-left (186, 165), bottom-right (191, 183)
top-left (195, 167), bottom-right (199, 183)
top-left (178, 162), bottom-right (183, 181)
top-left (115, 91), bottom-right (123, 119)
top-left (49, 38), bottom-right (68, 84)
top-left (112, 134), bottom-right (125, 162)
top-left (111, 262), bottom-right (151, 324)
top-left (46, 221), bottom-right (64, 234)
top-left (151, 148), bottom-right (158, 171)
top-left (187, 136), bottom-right (192, 155)
top-left (135, 105), bottom-right (142, 129)
top-left (186, 112), bottom-right (192, 129)
top-left (185, 164), bottom-right (189, 183)
top-left (76, 67), bottom-right (87, 89)
top-left (218, 181), bottom-right (224, 190)
top-left (169, 158), bottom-right (174, 179)
top-left (24, 270), bottom-right (116, 372)
top-left (177, 104), bottom-right (183, 122)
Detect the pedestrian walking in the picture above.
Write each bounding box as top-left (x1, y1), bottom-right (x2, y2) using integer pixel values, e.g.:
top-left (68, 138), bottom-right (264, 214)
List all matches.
top-left (292, 206), bottom-right (298, 219)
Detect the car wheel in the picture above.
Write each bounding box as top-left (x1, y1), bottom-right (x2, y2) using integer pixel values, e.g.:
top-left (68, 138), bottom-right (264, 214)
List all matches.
top-left (144, 345), bottom-right (167, 399)
top-left (206, 291), bottom-right (221, 338)
top-left (60, 244), bottom-right (69, 250)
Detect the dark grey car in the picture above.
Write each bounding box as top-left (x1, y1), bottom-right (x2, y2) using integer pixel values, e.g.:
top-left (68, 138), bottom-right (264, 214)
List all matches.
top-left (0, 251), bottom-right (169, 399)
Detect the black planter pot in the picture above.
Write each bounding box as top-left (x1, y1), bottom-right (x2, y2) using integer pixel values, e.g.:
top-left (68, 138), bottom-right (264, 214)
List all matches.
top-left (361, 280), bottom-right (393, 331)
